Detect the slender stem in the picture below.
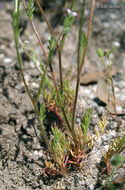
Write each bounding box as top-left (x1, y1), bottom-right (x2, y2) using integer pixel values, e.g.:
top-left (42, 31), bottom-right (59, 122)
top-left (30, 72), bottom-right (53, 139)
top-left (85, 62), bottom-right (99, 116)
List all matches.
top-left (19, 37), bottom-right (49, 104)
top-left (35, 0), bottom-right (53, 35)
top-left (14, 37), bottom-right (51, 150)
top-left (80, 0), bottom-right (96, 73)
top-left (72, 0), bottom-right (95, 130)
top-left (71, 0), bottom-right (85, 130)
top-left (70, 0), bottom-right (75, 10)
top-left (58, 48), bottom-right (63, 90)
top-left (35, 0), bottom-right (63, 90)
top-left (31, 22), bottom-right (48, 59)
top-left (22, 0), bottom-right (48, 59)
top-left (14, 0), bottom-right (51, 150)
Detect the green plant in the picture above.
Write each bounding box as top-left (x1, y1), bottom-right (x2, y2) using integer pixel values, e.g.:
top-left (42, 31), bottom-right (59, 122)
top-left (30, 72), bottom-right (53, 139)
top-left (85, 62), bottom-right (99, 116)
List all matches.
top-left (13, 0), bottom-right (107, 176)
top-left (96, 48), bottom-right (120, 126)
top-left (103, 134), bottom-right (125, 175)
top-left (97, 136), bottom-right (125, 190)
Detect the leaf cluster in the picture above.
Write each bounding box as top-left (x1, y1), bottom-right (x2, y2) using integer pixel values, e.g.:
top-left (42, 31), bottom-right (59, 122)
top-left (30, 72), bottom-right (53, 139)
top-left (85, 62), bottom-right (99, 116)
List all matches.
top-left (103, 135), bottom-right (125, 175)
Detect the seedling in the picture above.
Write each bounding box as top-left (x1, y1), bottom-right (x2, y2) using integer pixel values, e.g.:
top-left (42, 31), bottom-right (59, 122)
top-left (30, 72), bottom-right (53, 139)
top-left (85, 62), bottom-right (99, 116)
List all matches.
top-left (96, 48), bottom-right (120, 126)
top-left (103, 134), bottom-right (125, 175)
top-left (97, 136), bottom-right (125, 190)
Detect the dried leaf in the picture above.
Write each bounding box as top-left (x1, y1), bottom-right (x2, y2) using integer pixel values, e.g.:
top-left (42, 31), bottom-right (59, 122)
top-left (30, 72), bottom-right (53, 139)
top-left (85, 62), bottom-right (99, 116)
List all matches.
top-left (80, 68), bottom-right (125, 85)
top-left (80, 70), bottom-right (115, 85)
top-left (96, 78), bottom-right (124, 114)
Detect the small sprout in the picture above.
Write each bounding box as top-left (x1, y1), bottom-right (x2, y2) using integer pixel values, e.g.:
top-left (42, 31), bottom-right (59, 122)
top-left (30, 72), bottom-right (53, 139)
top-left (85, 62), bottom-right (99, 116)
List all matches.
top-left (103, 135), bottom-right (125, 175)
top-left (96, 48), bottom-right (104, 58)
top-left (95, 117), bottom-right (106, 140)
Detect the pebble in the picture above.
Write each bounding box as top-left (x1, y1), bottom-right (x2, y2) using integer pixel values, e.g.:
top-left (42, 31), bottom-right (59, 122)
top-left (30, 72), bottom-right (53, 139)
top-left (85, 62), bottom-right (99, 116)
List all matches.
top-left (0, 53), bottom-right (4, 59)
top-left (88, 184), bottom-right (94, 190)
top-left (103, 22), bottom-right (110, 28)
top-left (29, 61), bottom-right (35, 68)
top-left (81, 181), bottom-right (85, 186)
top-left (111, 122), bottom-right (117, 129)
top-left (38, 150), bottom-right (44, 157)
top-left (98, 106), bottom-right (105, 115)
top-left (76, 118), bottom-right (81, 123)
top-left (104, 145), bottom-right (109, 152)
top-left (24, 74), bottom-right (30, 84)
top-left (112, 41), bottom-right (120, 48)
top-left (4, 58), bottom-right (12, 63)
top-left (31, 82), bottom-right (39, 88)
top-left (116, 105), bottom-right (122, 113)
top-left (34, 150), bottom-right (39, 156)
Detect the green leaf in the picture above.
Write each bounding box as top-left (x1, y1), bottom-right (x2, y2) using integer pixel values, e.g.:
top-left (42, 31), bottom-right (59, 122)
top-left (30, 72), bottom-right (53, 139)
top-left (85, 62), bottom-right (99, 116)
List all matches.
top-left (27, 0), bottom-right (34, 20)
top-left (60, 15), bottom-right (75, 49)
top-left (13, 0), bottom-right (21, 38)
top-left (40, 103), bottom-right (46, 125)
top-left (81, 108), bottom-right (93, 134)
top-left (96, 48), bottom-right (104, 58)
top-left (104, 49), bottom-right (112, 58)
top-left (79, 32), bottom-right (87, 63)
top-left (111, 154), bottom-right (125, 166)
top-left (48, 36), bottom-right (56, 62)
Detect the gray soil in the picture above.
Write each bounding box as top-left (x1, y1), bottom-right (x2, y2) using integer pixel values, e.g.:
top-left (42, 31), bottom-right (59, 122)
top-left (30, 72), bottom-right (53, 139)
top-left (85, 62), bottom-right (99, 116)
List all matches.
top-left (0, 1), bottom-right (125, 190)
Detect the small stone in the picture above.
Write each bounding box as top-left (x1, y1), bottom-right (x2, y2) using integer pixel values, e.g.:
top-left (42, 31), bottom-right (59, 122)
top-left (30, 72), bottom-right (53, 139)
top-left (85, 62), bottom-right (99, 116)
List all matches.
top-left (81, 181), bottom-right (85, 186)
top-left (116, 105), bottom-right (122, 113)
top-left (103, 22), bottom-right (109, 28)
top-left (24, 74), bottom-right (30, 84)
top-left (113, 41), bottom-right (120, 48)
top-left (104, 145), bottom-right (109, 152)
top-left (38, 150), bottom-right (44, 157)
top-left (0, 53), bottom-right (4, 59)
top-left (88, 184), bottom-right (94, 190)
top-left (34, 150), bottom-right (39, 156)
top-left (76, 118), bottom-right (81, 123)
top-left (29, 61), bottom-right (35, 68)
top-left (31, 82), bottom-right (39, 88)
top-left (4, 58), bottom-right (12, 63)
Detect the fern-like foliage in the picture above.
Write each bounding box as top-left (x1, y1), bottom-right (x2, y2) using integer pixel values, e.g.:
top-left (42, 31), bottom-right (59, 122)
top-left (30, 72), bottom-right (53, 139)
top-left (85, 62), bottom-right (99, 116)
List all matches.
top-left (50, 125), bottom-right (68, 174)
top-left (103, 134), bottom-right (125, 175)
top-left (81, 108), bottom-right (93, 134)
top-left (95, 117), bottom-right (107, 140)
top-left (42, 79), bottom-right (74, 125)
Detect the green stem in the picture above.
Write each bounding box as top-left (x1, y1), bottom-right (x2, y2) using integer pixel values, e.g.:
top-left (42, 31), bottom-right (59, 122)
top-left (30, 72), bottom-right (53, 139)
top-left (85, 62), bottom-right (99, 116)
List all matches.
top-left (34, 0), bottom-right (72, 134)
top-left (13, 0), bottom-right (51, 150)
top-left (35, 0), bottom-right (63, 91)
top-left (19, 38), bottom-right (49, 104)
top-left (70, 0), bottom-right (75, 10)
top-left (72, 0), bottom-right (95, 130)
top-left (14, 38), bottom-right (51, 149)
top-left (80, 0), bottom-right (95, 73)
top-left (71, 0), bottom-right (85, 130)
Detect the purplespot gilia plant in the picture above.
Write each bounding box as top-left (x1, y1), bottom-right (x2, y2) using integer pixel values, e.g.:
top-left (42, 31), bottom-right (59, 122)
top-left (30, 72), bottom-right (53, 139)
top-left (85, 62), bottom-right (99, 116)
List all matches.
top-left (13, 0), bottom-right (106, 176)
